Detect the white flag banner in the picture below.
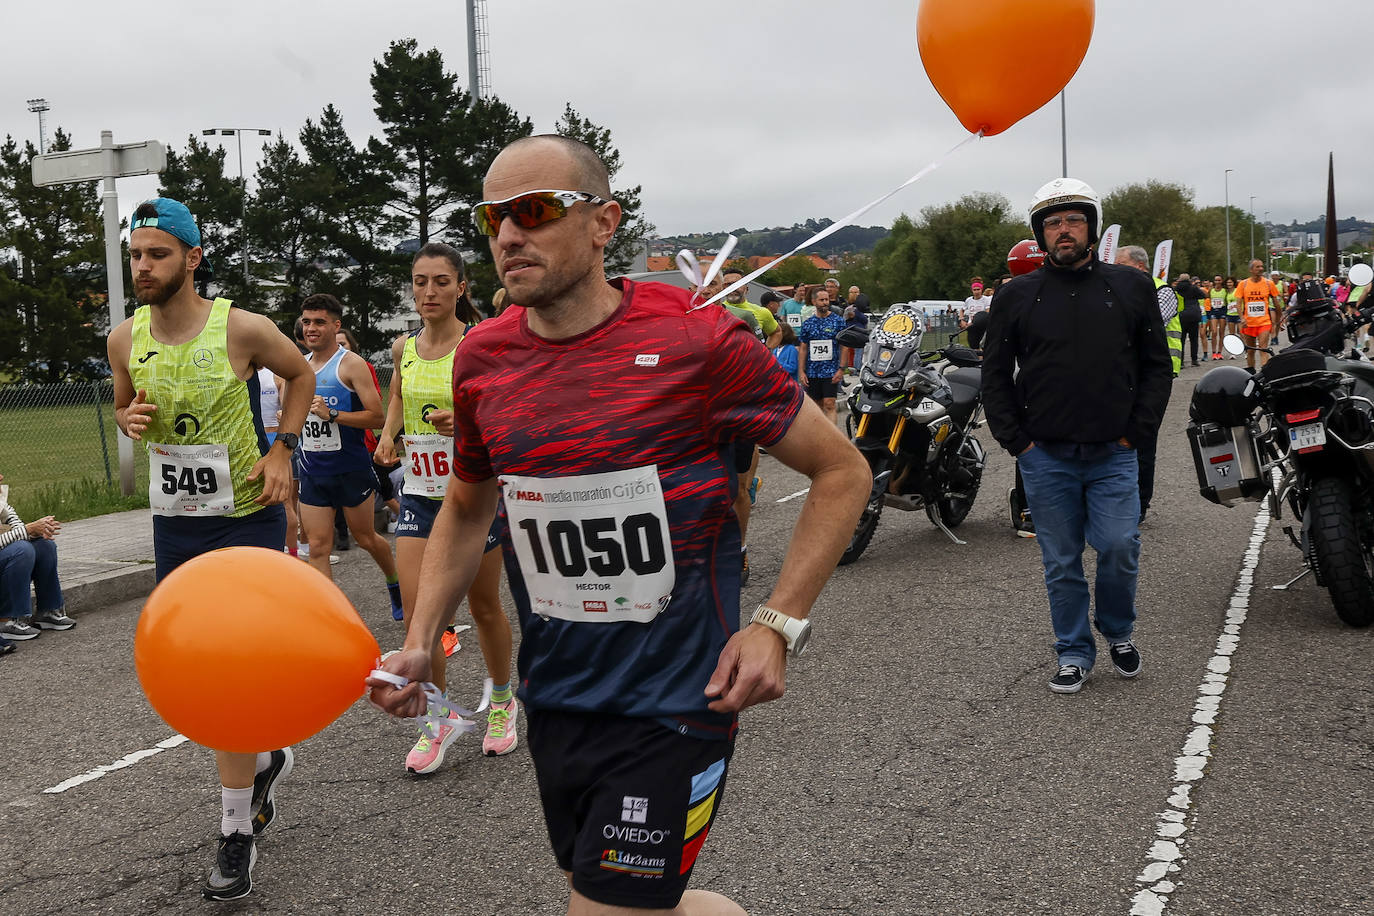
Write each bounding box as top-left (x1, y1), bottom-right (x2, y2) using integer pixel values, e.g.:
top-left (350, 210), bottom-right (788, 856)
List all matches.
top-left (1153, 240), bottom-right (1173, 282)
top-left (1097, 224), bottom-right (1121, 265)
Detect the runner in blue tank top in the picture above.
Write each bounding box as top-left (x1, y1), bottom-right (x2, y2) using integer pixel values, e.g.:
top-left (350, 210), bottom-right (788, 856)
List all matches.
top-left (291, 294), bottom-right (402, 616)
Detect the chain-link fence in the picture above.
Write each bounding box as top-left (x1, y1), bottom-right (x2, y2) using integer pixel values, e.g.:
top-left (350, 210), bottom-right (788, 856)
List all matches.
top-left (0, 369), bottom-right (403, 502)
top-left (0, 381), bottom-right (151, 492)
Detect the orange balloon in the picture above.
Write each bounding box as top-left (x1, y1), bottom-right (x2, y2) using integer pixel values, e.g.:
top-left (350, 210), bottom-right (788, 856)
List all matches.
top-left (135, 547), bottom-right (380, 753)
top-left (917, 0), bottom-right (1095, 136)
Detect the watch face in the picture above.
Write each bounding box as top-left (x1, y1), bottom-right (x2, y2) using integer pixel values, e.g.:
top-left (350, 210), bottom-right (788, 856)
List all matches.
top-left (791, 623), bottom-right (810, 656)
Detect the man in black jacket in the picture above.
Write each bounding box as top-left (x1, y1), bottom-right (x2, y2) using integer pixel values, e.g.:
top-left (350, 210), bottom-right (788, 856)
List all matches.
top-left (1174, 274), bottom-right (1207, 366)
top-left (982, 178), bottom-right (1173, 695)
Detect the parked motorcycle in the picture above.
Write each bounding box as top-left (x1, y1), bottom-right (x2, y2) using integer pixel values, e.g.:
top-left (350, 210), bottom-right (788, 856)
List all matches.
top-left (1187, 280), bottom-right (1374, 626)
top-left (835, 304), bottom-right (987, 564)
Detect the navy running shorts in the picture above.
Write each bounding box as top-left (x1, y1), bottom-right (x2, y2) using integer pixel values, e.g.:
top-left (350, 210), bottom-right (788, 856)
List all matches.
top-left (526, 709), bottom-right (734, 910)
top-left (299, 468), bottom-right (377, 510)
top-left (153, 505), bottom-right (287, 582)
top-left (395, 493), bottom-right (502, 552)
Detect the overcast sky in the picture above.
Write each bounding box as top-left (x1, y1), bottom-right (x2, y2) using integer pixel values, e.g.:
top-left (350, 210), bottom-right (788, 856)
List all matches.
top-left (5, 0), bottom-right (1370, 242)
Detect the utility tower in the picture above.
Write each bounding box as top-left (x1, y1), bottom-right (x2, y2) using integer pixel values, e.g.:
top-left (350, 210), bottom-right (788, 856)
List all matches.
top-left (466, 0), bottom-right (491, 106)
top-left (26, 98), bottom-right (49, 153)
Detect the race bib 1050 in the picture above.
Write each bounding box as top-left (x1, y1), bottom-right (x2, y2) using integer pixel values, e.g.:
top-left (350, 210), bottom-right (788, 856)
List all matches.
top-left (502, 465), bottom-right (676, 624)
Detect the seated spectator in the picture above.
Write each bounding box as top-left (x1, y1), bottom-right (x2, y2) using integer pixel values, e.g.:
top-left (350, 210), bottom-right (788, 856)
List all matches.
top-left (0, 472), bottom-right (74, 651)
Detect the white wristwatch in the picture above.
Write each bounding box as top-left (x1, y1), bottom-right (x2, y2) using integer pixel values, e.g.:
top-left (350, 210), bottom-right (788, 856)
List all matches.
top-left (750, 605), bottom-right (812, 656)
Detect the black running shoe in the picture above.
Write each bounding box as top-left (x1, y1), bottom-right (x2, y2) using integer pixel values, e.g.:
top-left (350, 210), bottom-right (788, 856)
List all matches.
top-left (0, 637), bottom-right (14, 656)
top-left (1049, 664), bottom-right (1087, 694)
top-left (251, 747), bottom-right (294, 835)
top-left (203, 832), bottom-right (256, 901)
top-left (1109, 641), bottom-right (1142, 678)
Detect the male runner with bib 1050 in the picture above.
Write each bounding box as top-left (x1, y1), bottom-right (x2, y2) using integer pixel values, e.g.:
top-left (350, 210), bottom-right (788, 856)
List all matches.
top-left (368, 136), bottom-right (868, 916)
top-left (107, 198), bottom-right (315, 902)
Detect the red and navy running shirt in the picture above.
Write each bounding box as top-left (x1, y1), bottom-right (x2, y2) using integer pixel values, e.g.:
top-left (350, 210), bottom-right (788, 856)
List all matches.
top-left (452, 279), bottom-right (804, 738)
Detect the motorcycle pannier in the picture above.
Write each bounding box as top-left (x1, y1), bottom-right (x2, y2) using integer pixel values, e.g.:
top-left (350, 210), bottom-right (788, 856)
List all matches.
top-left (1186, 421), bottom-right (1266, 507)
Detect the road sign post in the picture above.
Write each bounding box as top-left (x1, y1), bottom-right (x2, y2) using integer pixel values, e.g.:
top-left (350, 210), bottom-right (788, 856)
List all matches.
top-left (33, 131), bottom-right (167, 495)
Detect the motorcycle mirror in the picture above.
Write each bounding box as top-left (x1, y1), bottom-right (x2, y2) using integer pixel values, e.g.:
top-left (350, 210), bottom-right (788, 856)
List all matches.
top-left (1349, 263), bottom-right (1373, 287)
top-left (1222, 334), bottom-right (1246, 356)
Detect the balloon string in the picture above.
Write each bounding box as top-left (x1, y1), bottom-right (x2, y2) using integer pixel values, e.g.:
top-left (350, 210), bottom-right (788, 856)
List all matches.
top-left (696, 130), bottom-right (985, 310)
top-left (369, 670), bottom-right (493, 736)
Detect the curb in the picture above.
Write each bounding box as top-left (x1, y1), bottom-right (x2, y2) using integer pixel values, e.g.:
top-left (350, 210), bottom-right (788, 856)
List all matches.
top-left (63, 567), bottom-right (157, 616)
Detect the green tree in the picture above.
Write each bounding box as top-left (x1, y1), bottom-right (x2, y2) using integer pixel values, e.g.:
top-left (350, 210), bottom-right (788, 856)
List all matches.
top-left (371, 39), bottom-right (466, 245)
top-left (1101, 181), bottom-right (1254, 278)
top-left (834, 253), bottom-right (880, 306)
top-left (439, 94), bottom-right (533, 263)
top-left (905, 193), bottom-right (1028, 299)
top-left (247, 134), bottom-right (325, 321)
top-left (300, 105), bottom-right (408, 355)
top-left (0, 130), bottom-right (107, 381)
top-left (769, 254), bottom-right (824, 287)
top-left (158, 135), bottom-right (245, 301)
top-left (555, 103), bottom-right (655, 273)
top-left (870, 214), bottom-right (921, 304)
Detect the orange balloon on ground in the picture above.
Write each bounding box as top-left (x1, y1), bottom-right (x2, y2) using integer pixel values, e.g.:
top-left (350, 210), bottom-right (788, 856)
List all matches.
top-left (135, 546), bottom-right (380, 753)
top-left (917, 0), bottom-right (1095, 136)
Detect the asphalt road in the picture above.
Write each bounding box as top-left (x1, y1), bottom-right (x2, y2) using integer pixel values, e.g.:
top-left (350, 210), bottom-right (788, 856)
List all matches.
top-left (1, 360), bottom-right (1371, 916)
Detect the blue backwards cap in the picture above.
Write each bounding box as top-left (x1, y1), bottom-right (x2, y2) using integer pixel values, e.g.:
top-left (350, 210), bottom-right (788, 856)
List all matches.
top-left (131, 197), bottom-right (214, 276)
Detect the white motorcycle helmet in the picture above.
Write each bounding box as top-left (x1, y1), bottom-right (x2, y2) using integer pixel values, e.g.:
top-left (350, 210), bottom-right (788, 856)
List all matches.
top-left (1028, 178), bottom-right (1102, 253)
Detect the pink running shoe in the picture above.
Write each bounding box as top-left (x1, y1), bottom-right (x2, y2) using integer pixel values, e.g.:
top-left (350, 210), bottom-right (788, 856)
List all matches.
top-left (482, 698), bottom-right (520, 757)
top-left (405, 706), bottom-right (463, 775)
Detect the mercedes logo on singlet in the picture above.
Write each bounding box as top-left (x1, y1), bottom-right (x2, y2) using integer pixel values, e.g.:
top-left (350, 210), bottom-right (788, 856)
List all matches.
top-left (173, 413), bottom-right (201, 436)
top-left (137, 350), bottom-right (158, 364)
top-left (192, 348), bottom-right (213, 368)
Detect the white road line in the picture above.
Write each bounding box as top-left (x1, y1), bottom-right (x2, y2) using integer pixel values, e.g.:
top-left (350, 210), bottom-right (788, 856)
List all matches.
top-left (776, 488), bottom-right (810, 503)
top-left (43, 734), bottom-right (190, 795)
top-left (1129, 498), bottom-right (1272, 915)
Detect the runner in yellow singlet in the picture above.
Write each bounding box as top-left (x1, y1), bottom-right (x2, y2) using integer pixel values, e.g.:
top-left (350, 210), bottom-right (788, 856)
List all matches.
top-left (374, 242), bottom-right (518, 772)
top-left (107, 198), bottom-right (314, 902)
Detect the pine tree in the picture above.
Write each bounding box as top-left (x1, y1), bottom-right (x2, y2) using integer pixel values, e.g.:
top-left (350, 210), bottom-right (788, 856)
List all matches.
top-left (158, 136), bottom-right (245, 301)
top-left (555, 104), bottom-right (654, 273)
top-left (299, 105), bottom-right (407, 355)
top-left (0, 130), bottom-right (107, 381)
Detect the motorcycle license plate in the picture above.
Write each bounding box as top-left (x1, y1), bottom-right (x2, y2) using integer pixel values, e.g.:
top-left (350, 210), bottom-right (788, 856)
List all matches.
top-left (1289, 422), bottom-right (1326, 451)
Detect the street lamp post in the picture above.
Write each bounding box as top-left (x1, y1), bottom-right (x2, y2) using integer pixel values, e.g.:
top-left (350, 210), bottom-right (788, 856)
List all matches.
top-left (202, 127), bottom-right (272, 289)
top-left (1249, 195), bottom-right (1257, 263)
top-left (1224, 169), bottom-right (1234, 279)
top-left (1264, 211), bottom-right (1270, 273)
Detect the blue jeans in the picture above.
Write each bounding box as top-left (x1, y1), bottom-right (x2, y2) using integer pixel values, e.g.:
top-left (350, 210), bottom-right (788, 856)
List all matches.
top-left (1017, 444), bottom-right (1141, 670)
top-left (0, 537), bottom-right (63, 619)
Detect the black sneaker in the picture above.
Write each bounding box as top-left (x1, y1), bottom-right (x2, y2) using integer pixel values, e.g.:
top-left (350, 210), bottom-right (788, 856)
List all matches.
top-left (0, 637), bottom-right (14, 656)
top-left (203, 832), bottom-right (256, 901)
top-left (32, 608), bottom-right (76, 630)
top-left (1049, 664), bottom-right (1087, 694)
top-left (251, 747), bottom-right (294, 835)
top-left (1109, 641), bottom-right (1142, 678)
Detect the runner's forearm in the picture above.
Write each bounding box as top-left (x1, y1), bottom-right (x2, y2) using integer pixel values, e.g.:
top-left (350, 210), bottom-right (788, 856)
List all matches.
top-left (764, 462), bottom-right (866, 618)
